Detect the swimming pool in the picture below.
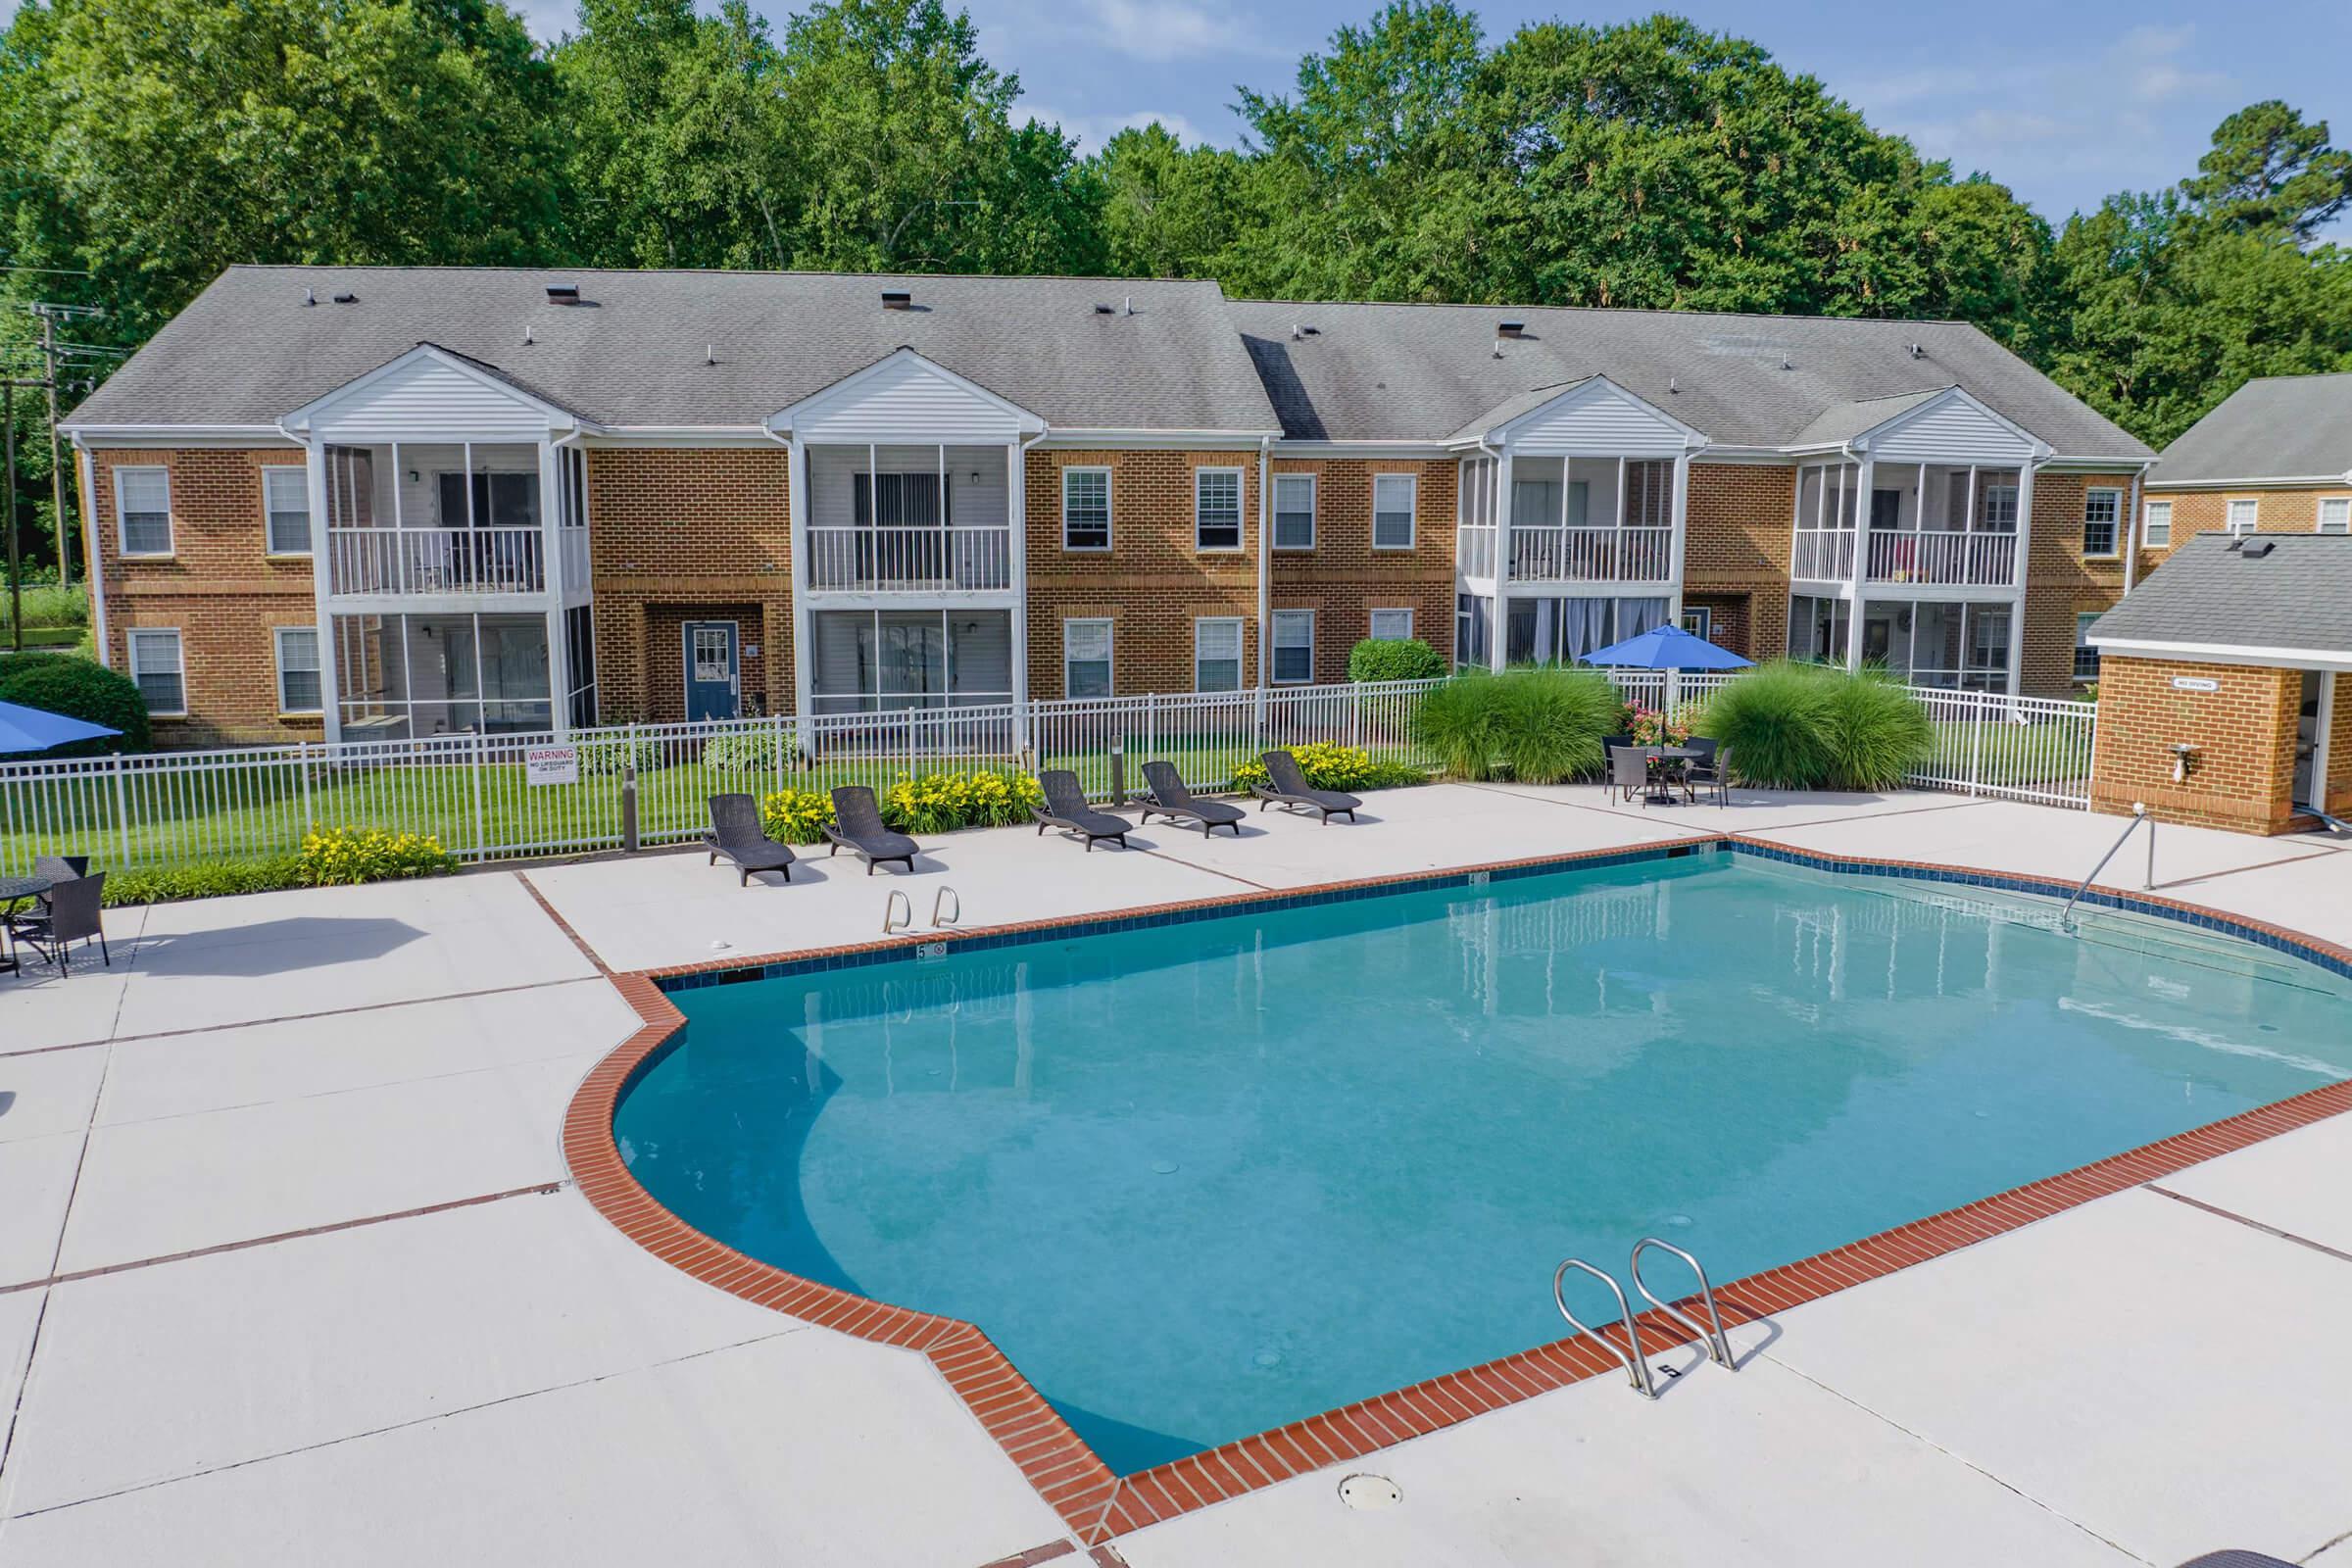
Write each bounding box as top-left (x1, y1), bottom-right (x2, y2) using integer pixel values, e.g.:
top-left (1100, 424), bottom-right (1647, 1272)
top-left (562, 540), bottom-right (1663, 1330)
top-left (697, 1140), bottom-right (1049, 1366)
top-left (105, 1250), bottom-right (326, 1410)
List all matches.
top-left (612, 848), bottom-right (2352, 1475)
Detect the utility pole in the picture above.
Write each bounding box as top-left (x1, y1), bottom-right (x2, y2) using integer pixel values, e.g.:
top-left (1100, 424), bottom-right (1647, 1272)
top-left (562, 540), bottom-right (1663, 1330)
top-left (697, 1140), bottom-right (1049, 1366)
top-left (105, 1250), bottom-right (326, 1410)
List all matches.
top-left (5, 374), bottom-right (18, 653)
top-left (27, 303), bottom-right (104, 593)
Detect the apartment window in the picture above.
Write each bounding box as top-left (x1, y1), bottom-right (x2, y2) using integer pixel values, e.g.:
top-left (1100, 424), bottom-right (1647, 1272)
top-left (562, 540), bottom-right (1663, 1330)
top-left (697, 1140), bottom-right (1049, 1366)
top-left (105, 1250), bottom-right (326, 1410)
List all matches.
top-left (2143, 501), bottom-right (2173, 548)
top-left (1271, 610), bottom-right (1314, 683)
top-left (1061, 467), bottom-right (1110, 550)
top-left (1372, 473), bottom-right (1416, 550)
top-left (2228, 499), bottom-right (2259, 535)
top-left (1195, 468), bottom-right (1243, 550)
top-left (1273, 474), bottom-right (1315, 550)
top-left (437, 469), bottom-right (541, 528)
top-left (2082, 488), bottom-right (2121, 558)
top-left (1195, 617), bottom-right (1243, 692)
top-left (274, 626), bottom-right (322, 713)
top-left (2319, 498), bottom-right (2350, 535)
top-left (263, 467), bottom-right (312, 556)
top-left (849, 470), bottom-right (942, 527)
top-left (2074, 612), bottom-right (2100, 682)
top-left (1368, 608), bottom-right (1413, 641)
top-left (1980, 484), bottom-right (2019, 530)
top-left (1063, 617), bottom-right (1112, 698)
top-left (115, 466), bottom-right (172, 557)
top-left (126, 628), bottom-right (185, 715)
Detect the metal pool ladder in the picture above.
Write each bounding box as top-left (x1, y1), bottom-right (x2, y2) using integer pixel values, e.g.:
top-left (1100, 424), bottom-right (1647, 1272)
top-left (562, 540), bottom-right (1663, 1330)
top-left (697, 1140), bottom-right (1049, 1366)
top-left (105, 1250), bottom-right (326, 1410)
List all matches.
top-left (1552, 1239), bottom-right (1736, 1399)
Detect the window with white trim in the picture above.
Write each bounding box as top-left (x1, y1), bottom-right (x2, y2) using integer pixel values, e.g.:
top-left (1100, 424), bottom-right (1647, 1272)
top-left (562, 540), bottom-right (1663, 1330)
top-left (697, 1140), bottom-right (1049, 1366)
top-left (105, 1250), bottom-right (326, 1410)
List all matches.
top-left (1060, 467), bottom-right (1110, 550)
top-left (2073, 612), bottom-right (2100, 681)
top-left (2227, 498), bottom-right (2259, 535)
top-left (2143, 500), bottom-right (2172, 548)
top-left (263, 467), bottom-right (312, 556)
top-left (1194, 616), bottom-right (1243, 692)
top-left (1273, 473), bottom-right (1315, 550)
top-left (1680, 606), bottom-right (1712, 640)
top-left (115, 466), bottom-right (172, 557)
top-left (2319, 498), bottom-right (2350, 535)
top-left (1368, 608), bottom-right (1413, 641)
top-left (1063, 617), bottom-right (1111, 698)
top-left (2081, 488), bottom-right (2121, 558)
top-left (1271, 610), bottom-right (1314, 683)
top-left (127, 628), bottom-right (185, 715)
top-left (274, 626), bottom-right (322, 713)
top-left (1372, 473), bottom-right (1416, 550)
top-left (1195, 468), bottom-right (1243, 550)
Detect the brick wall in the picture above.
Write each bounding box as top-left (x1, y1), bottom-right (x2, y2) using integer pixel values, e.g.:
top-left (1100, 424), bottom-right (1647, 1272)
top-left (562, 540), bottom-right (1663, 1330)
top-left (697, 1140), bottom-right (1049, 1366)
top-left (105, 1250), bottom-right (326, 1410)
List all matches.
top-left (586, 447), bottom-right (792, 723)
top-left (85, 447), bottom-right (322, 746)
top-left (1683, 463), bottom-right (1795, 662)
top-left (2021, 470), bottom-right (2138, 699)
top-left (2090, 655), bottom-right (2304, 834)
top-left (2141, 484), bottom-right (2352, 571)
top-left (1268, 456), bottom-right (1457, 684)
top-left (2330, 673), bottom-right (2352, 817)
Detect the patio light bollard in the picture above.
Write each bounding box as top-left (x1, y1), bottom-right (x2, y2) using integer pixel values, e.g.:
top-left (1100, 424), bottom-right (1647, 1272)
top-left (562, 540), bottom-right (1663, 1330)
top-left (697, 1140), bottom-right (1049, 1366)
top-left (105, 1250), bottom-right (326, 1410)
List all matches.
top-left (1108, 740), bottom-right (1125, 808)
top-left (621, 754), bottom-right (639, 854)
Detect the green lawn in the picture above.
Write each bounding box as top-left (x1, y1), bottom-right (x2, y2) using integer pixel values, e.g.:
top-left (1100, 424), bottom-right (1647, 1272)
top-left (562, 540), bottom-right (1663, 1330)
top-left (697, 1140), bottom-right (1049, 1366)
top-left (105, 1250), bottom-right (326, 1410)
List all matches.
top-left (1925, 718), bottom-right (2092, 791)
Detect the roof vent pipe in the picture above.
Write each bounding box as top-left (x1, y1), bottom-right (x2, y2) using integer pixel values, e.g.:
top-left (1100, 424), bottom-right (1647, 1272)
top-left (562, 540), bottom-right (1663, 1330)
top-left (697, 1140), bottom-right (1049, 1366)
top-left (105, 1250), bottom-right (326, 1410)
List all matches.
top-left (1123, 295), bottom-right (1134, 316)
top-left (524, 324), bottom-right (534, 345)
top-left (303, 288), bottom-right (316, 307)
top-left (705, 343), bottom-right (716, 366)
top-left (881, 289), bottom-right (912, 310)
top-left (1668, 376), bottom-right (1679, 394)
top-left (1909, 342), bottom-right (1924, 359)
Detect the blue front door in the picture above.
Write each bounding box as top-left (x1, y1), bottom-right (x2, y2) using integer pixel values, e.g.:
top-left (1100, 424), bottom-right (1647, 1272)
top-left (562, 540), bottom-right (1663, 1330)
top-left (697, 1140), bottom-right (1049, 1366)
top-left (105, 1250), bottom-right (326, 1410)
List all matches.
top-left (683, 621), bottom-right (739, 722)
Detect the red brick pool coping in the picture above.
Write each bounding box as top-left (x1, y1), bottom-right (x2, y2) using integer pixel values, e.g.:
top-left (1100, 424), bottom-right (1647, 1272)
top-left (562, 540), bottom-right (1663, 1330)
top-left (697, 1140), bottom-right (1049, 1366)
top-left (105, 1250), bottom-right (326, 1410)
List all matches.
top-left (543, 837), bottom-right (2352, 1549)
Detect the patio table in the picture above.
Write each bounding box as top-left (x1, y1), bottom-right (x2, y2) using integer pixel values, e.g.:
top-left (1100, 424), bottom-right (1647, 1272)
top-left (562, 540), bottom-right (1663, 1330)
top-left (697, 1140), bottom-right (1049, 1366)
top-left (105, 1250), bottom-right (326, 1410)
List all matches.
top-left (0, 872), bottom-right (59, 976)
top-left (1637, 746), bottom-right (1702, 806)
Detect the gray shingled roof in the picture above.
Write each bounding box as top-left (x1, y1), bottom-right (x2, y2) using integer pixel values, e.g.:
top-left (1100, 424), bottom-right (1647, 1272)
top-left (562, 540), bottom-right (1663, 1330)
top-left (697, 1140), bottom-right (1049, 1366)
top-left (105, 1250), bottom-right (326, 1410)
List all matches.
top-left (66, 266), bottom-right (1282, 434)
top-left (2146, 373), bottom-right (2352, 486)
top-left (1788, 388), bottom-right (1946, 449)
top-left (2089, 533), bottom-right (2352, 655)
top-left (1230, 300), bottom-right (2151, 456)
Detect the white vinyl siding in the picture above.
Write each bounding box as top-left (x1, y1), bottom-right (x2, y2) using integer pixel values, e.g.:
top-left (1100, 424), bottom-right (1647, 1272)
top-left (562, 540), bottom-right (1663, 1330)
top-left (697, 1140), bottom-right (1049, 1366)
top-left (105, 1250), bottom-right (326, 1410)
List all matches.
top-left (263, 466), bottom-right (313, 556)
top-left (1195, 468), bottom-right (1243, 551)
top-left (2228, 499), bottom-right (2260, 535)
top-left (1368, 608), bottom-right (1413, 641)
top-left (1061, 467), bottom-right (1110, 551)
top-left (127, 628), bottom-right (185, 715)
top-left (1062, 617), bottom-right (1111, 698)
top-left (2081, 488), bottom-right (2121, 558)
top-left (1194, 617), bottom-right (1243, 693)
top-left (1271, 610), bottom-right (1314, 684)
top-left (115, 466), bottom-right (172, 557)
top-left (2142, 500), bottom-right (2172, 548)
top-left (1372, 473), bottom-right (1416, 550)
top-left (1273, 474), bottom-right (1315, 550)
top-left (2318, 498), bottom-right (2350, 535)
top-left (274, 626), bottom-right (322, 713)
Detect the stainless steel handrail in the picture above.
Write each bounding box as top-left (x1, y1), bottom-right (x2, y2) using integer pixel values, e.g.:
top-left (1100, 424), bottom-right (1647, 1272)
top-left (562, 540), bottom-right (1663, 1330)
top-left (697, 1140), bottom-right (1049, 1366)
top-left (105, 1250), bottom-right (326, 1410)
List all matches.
top-left (2059, 804), bottom-right (2148, 932)
top-left (1552, 1259), bottom-right (1655, 1397)
top-left (1630, 1238), bottom-right (1734, 1370)
top-left (881, 889), bottom-right (912, 935)
top-left (932, 886), bottom-right (961, 928)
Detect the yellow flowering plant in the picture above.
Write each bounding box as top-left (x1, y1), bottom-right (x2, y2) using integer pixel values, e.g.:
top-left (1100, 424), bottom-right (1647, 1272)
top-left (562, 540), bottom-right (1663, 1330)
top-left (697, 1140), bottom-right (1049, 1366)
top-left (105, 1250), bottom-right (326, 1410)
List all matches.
top-left (297, 827), bottom-right (460, 887)
top-left (759, 787), bottom-right (836, 845)
top-left (1229, 741), bottom-right (1423, 793)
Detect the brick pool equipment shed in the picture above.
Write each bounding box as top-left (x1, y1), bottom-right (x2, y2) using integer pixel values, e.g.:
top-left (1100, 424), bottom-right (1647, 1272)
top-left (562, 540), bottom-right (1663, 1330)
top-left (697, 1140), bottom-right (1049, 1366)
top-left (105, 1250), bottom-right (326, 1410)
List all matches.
top-left (2086, 533), bottom-right (2352, 834)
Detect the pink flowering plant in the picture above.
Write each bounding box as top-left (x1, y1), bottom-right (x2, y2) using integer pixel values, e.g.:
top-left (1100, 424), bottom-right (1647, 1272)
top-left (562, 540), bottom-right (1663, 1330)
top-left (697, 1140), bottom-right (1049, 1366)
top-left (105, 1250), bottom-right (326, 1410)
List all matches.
top-left (1625, 702), bottom-right (1700, 747)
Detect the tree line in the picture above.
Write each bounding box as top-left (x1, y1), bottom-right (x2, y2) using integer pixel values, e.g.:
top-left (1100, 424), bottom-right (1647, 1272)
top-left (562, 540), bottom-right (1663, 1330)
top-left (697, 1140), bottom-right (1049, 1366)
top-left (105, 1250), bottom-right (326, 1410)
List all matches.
top-left (0, 0), bottom-right (2348, 557)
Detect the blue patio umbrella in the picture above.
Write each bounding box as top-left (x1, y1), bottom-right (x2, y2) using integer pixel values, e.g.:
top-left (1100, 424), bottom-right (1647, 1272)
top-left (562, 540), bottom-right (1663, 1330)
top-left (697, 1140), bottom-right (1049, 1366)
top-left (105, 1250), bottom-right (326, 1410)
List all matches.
top-left (1578, 623), bottom-right (1754, 672)
top-left (0, 699), bottom-right (121, 754)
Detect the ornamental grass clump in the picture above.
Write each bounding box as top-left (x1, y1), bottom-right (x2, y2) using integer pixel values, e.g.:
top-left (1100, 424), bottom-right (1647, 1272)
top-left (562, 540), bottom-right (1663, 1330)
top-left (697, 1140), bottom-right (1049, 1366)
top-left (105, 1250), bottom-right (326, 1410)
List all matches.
top-left (1818, 668), bottom-right (1936, 790)
top-left (1409, 665), bottom-right (1618, 783)
top-left (1409, 670), bottom-right (1508, 780)
top-left (1694, 662), bottom-right (1933, 790)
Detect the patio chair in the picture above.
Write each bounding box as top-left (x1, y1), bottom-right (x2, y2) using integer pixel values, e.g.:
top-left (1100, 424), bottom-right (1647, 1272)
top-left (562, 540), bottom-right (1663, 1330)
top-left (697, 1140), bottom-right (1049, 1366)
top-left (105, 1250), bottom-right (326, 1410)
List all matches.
top-left (1251, 750), bottom-right (1361, 824)
top-left (1599, 736), bottom-right (1639, 793)
top-left (703, 794), bottom-right (797, 887)
top-left (12, 872), bottom-right (108, 975)
top-left (823, 786), bottom-right (921, 875)
top-left (1139, 760), bottom-right (1245, 838)
top-left (1682, 737), bottom-right (1727, 805)
top-left (1609, 746), bottom-right (1652, 806)
top-left (1032, 769), bottom-right (1132, 852)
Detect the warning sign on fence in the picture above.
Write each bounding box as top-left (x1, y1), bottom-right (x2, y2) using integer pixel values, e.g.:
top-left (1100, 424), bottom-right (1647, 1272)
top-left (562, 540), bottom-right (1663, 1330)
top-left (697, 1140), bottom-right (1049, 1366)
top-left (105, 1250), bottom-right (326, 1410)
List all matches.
top-left (525, 746), bottom-right (580, 786)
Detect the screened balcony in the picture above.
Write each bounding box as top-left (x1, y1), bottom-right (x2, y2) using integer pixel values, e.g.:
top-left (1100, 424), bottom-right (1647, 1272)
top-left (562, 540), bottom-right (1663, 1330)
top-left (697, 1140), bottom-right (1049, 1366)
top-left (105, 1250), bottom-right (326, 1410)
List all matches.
top-left (808, 609), bottom-right (1014, 715)
top-left (1792, 461), bottom-right (2021, 588)
top-left (321, 442), bottom-right (562, 598)
top-left (330, 612), bottom-right (555, 738)
top-left (805, 444), bottom-right (1013, 593)
top-left (1454, 455), bottom-right (1674, 585)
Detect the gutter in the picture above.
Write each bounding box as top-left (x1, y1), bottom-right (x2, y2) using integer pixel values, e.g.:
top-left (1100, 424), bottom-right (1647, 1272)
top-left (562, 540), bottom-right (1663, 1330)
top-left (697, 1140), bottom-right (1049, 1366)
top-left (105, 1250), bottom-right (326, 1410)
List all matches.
top-left (2122, 463), bottom-right (2148, 597)
top-left (1256, 434), bottom-right (1272, 690)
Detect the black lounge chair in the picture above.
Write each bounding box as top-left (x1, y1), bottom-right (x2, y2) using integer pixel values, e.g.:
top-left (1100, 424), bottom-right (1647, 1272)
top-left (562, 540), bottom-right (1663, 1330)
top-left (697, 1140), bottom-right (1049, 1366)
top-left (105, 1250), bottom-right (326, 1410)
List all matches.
top-left (12, 871), bottom-right (107, 975)
top-left (1251, 750), bottom-right (1361, 823)
top-left (824, 785), bottom-right (920, 875)
top-left (704, 794), bottom-right (797, 886)
top-left (1032, 769), bottom-right (1131, 851)
top-left (1139, 760), bottom-right (1245, 837)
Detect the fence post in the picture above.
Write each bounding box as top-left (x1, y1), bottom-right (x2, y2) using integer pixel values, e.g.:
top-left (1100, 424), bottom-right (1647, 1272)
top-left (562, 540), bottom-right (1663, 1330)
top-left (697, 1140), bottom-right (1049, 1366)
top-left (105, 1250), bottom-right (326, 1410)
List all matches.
top-left (772, 712), bottom-right (786, 792)
top-left (111, 754), bottom-right (131, 867)
top-left (467, 733), bottom-right (488, 861)
top-left (297, 742), bottom-right (315, 837)
top-left (1967, 698), bottom-right (1984, 798)
top-left (1146, 693), bottom-right (1156, 766)
top-left (1348, 686), bottom-right (1362, 751)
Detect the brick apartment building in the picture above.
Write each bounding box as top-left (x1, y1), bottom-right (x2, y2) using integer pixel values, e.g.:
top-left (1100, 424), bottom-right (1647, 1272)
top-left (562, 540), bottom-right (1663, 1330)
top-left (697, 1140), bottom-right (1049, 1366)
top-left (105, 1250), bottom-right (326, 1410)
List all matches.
top-left (58, 267), bottom-right (2154, 748)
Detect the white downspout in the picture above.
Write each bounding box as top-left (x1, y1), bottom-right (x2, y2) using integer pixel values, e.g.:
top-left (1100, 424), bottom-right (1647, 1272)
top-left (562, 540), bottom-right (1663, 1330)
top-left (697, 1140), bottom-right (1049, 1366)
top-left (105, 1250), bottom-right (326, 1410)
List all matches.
top-left (1255, 434), bottom-right (1272, 693)
top-left (761, 424), bottom-right (810, 753)
top-left (2122, 463), bottom-right (2147, 597)
top-left (73, 439), bottom-right (109, 669)
top-left (1012, 427), bottom-right (1046, 754)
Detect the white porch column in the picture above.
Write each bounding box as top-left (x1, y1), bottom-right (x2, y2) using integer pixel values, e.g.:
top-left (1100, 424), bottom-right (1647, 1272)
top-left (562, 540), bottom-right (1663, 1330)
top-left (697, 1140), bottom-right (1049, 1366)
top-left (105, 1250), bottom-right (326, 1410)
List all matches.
top-left (1006, 438), bottom-right (1030, 753)
top-left (1844, 456), bottom-right (1873, 672)
top-left (302, 436), bottom-right (343, 745)
top-left (788, 434), bottom-right (813, 753)
top-left (538, 435), bottom-right (570, 738)
top-left (1666, 450), bottom-right (1691, 623)
top-left (1489, 447), bottom-right (1511, 672)
top-left (2006, 459), bottom-right (2037, 695)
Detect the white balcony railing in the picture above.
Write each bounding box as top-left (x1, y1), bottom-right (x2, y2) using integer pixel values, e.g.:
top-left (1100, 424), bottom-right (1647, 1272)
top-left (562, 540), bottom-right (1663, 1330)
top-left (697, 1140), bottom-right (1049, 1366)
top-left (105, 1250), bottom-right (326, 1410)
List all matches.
top-left (327, 527), bottom-right (544, 597)
top-left (1865, 530), bottom-right (2018, 587)
top-left (1507, 525), bottom-right (1672, 583)
top-left (1792, 528), bottom-right (1856, 581)
top-left (805, 526), bottom-right (1012, 593)
top-left (1456, 525), bottom-right (1497, 579)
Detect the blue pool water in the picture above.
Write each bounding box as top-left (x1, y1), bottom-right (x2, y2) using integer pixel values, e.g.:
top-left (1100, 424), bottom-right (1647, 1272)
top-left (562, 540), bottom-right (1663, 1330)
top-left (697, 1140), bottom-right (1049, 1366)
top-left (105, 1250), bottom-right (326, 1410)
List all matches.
top-left (613, 850), bottom-right (2352, 1473)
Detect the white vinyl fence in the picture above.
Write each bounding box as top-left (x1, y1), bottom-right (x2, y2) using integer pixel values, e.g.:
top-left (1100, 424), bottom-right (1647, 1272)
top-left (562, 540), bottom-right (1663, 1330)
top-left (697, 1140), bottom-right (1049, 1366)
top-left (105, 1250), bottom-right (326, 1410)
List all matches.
top-left (0, 674), bottom-right (2093, 875)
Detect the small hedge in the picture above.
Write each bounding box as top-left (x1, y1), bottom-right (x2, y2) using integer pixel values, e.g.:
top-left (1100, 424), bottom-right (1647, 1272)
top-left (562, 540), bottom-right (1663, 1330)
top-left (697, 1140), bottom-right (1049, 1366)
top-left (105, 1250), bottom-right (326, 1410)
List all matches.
top-left (760, 769), bottom-right (1045, 843)
top-left (1694, 662), bottom-right (1934, 790)
top-left (0, 652), bottom-right (149, 756)
top-left (1229, 741), bottom-right (1424, 793)
top-left (104, 856), bottom-right (305, 906)
top-left (96, 827), bottom-right (460, 906)
top-left (701, 731), bottom-right (778, 774)
top-left (1347, 637), bottom-right (1446, 683)
top-left (1410, 665), bottom-right (1619, 783)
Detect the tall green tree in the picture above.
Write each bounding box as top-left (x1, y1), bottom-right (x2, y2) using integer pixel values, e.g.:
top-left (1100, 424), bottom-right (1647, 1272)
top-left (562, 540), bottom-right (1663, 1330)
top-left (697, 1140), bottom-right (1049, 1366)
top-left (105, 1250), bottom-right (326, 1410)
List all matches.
top-left (2180, 100), bottom-right (2352, 243)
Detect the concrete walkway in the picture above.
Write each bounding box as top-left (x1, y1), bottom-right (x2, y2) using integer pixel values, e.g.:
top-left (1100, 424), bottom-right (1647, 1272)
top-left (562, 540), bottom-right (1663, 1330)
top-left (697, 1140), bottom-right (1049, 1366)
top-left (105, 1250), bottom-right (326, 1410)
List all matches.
top-left (1, 786), bottom-right (2347, 1566)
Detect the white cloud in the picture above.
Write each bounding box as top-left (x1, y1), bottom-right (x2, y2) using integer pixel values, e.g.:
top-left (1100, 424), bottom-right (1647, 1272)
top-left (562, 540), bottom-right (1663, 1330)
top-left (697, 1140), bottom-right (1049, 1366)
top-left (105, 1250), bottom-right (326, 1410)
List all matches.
top-left (1019, 104), bottom-right (1212, 155)
top-left (984, 0), bottom-right (1291, 66)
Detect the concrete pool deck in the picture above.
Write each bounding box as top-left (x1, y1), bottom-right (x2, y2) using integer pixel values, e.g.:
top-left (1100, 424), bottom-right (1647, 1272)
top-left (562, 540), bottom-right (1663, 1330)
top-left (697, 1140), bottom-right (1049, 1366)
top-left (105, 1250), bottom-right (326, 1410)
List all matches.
top-left (1, 785), bottom-right (2348, 1565)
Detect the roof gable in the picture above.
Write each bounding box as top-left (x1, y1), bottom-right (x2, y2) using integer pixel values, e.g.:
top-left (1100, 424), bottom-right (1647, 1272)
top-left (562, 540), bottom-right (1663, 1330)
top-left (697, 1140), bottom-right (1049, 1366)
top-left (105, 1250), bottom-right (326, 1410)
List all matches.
top-left (1849, 385), bottom-right (2044, 464)
top-left (280, 343), bottom-right (583, 440)
top-left (771, 347), bottom-right (1041, 441)
top-left (1456, 375), bottom-right (1706, 453)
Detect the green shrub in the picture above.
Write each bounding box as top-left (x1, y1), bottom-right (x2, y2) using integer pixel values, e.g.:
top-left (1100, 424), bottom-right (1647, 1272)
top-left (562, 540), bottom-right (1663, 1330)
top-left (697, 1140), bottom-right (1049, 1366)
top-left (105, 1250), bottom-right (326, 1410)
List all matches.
top-left (1409, 665), bottom-right (1617, 783)
top-left (760, 786), bottom-right (835, 844)
top-left (104, 856), bottom-right (304, 906)
top-left (1695, 662), bottom-right (1932, 789)
top-left (880, 768), bottom-right (1045, 835)
top-left (0, 652), bottom-right (149, 756)
top-left (297, 827), bottom-right (461, 887)
top-left (1348, 637), bottom-right (1446, 683)
top-left (702, 731), bottom-right (778, 774)
top-left (0, 584), bottom-right (89, 629)
top-left (576, 734), bottom-right (664, 776)
top-left (1230, 742), bottom-right (1425, 793)
top-left (1818, 669), bottom-right (1936, 790)
top-left (1410, 670), bottom-right (1508, 780)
